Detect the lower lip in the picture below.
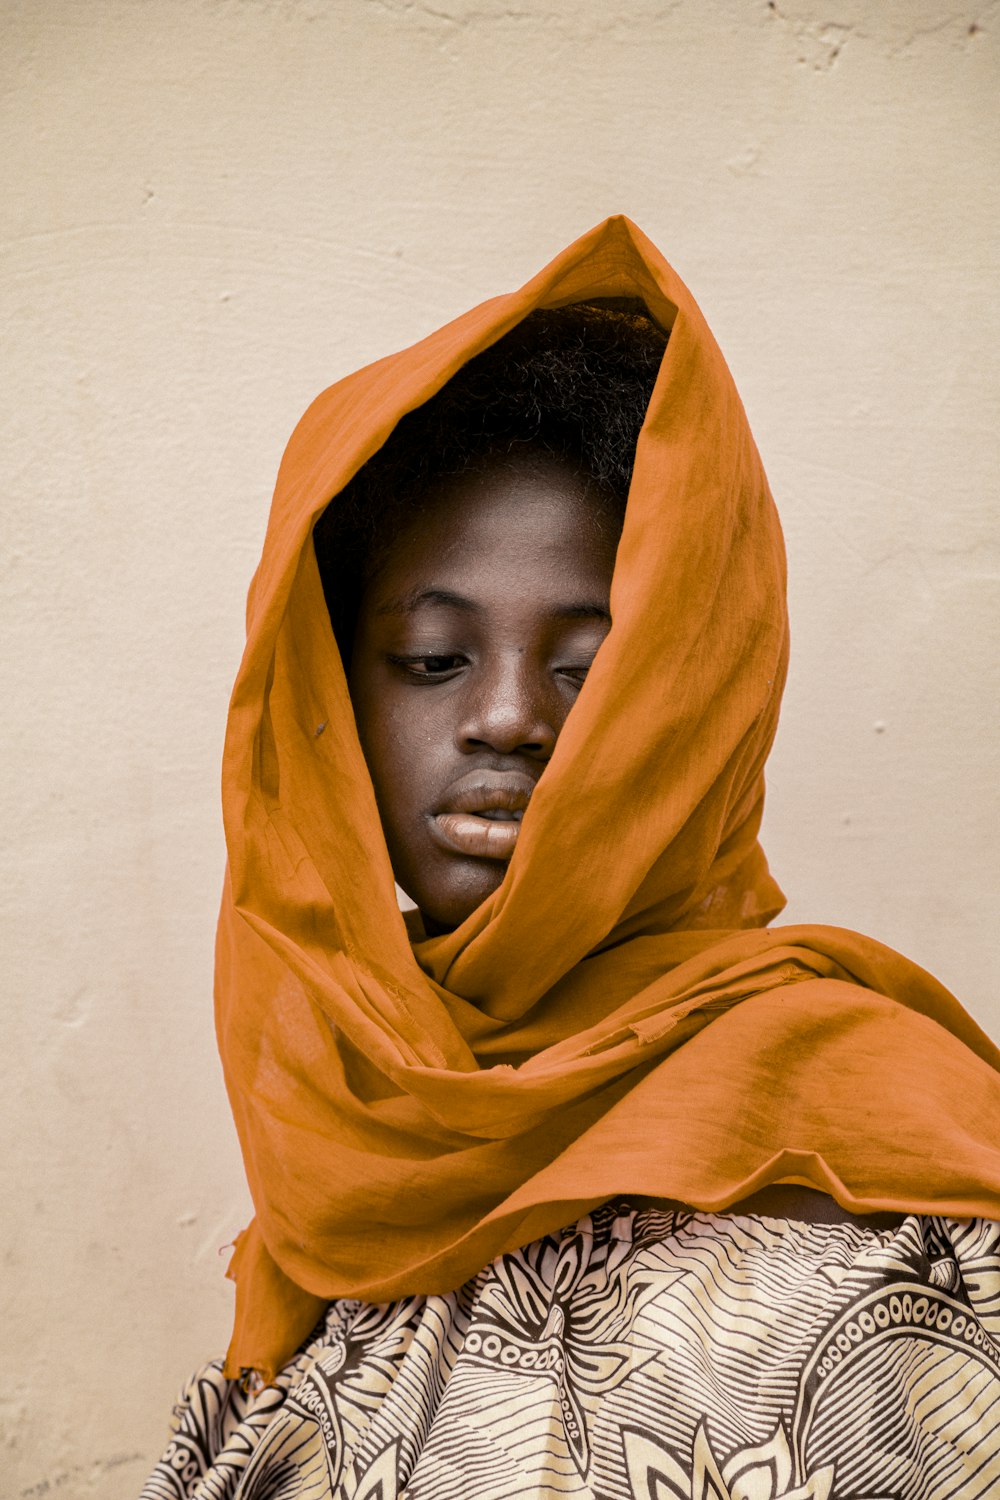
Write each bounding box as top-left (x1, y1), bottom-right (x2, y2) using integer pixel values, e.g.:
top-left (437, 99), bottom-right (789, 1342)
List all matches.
top-left (429, 812), bottom-right (522, 860)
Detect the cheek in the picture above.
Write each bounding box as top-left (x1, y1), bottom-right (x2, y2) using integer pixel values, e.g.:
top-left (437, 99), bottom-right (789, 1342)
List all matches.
top-left (354, 681), bottom-right (447, 814)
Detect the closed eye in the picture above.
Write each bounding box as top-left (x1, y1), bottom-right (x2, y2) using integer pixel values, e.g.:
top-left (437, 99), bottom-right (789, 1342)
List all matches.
top-left (557, 663), bottom-right (594, 686)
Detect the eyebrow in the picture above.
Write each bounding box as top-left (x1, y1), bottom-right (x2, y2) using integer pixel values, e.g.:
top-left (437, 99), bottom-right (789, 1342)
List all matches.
top-left (375, 587), bottom-right (611, 623)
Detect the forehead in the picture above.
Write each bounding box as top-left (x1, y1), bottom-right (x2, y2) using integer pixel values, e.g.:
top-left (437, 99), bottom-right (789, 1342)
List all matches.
top-left (367, 453), bottom-right (621, 610)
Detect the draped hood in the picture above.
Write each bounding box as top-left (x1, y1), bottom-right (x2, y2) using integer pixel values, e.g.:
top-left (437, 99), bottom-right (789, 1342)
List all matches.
top-left (216, 216), bottom-right (1000, 1382)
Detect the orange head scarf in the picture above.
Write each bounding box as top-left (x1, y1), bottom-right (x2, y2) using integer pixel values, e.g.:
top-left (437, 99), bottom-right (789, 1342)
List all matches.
top-left (217, 216), bottom-right (1000, 1382)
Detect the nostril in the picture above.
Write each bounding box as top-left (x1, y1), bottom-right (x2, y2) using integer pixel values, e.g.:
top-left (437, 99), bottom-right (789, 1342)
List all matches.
top-left (460, 730), bottom-right (555, 758)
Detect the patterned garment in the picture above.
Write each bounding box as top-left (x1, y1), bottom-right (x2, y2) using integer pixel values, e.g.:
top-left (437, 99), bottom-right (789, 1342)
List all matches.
top-left (142, 1205), bottom-right (1000, 1500)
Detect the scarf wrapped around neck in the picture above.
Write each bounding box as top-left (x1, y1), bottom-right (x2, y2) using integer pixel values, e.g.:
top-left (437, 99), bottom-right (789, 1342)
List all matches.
top-left (216, 216), bottom-right (1000, 1382)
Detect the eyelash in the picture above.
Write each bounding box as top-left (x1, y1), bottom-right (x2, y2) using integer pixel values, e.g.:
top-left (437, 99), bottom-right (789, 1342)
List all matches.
top-left (386, 654), bottom-right (592, 685)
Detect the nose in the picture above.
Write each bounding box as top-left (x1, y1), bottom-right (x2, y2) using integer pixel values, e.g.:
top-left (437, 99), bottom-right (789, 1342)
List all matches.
top-left (456, 651), bottom-right (559, 758)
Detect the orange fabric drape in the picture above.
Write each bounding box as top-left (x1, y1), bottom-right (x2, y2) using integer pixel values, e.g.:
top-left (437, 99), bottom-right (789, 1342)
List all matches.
top-left (216, 216), bottom-right (1000, 1382)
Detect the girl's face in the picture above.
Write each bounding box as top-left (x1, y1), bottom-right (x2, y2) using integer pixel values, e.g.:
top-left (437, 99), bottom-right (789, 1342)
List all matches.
top-left (348, 452), bottom-right (620, 934)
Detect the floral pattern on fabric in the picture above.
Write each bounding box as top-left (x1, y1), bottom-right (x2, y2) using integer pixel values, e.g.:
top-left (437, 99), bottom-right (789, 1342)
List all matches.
top-left (142, 1207), bottom-right (1000, 1500)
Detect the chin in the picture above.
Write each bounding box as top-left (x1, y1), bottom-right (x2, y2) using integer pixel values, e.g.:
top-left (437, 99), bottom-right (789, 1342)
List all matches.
top-left (414, 861), bottom-right (507, 935)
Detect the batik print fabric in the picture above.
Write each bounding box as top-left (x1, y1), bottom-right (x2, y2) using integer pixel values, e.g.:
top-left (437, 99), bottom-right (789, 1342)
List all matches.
top-left (143, 1205), bottom-right (1000, 1500)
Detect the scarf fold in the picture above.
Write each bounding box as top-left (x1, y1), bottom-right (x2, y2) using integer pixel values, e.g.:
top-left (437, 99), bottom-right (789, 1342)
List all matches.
top-left (216, 216), bottom-right (1000, 1382)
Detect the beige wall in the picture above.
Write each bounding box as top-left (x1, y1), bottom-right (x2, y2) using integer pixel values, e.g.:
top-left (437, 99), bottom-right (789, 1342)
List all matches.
top-left (3, 0), bottom-right (998, 1491)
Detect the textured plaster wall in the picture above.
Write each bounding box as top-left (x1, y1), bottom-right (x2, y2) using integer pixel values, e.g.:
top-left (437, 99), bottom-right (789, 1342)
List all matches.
top-left (2, 0), bottom-right (998, 1491)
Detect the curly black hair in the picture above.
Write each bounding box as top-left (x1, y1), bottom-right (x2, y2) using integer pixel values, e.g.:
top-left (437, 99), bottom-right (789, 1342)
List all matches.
top-left (314, 299), bottom-right (668, 663)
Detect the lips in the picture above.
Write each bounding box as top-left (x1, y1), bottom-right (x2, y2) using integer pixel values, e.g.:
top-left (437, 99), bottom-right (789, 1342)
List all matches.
top-left (428, 770), bottom-right (537, 861)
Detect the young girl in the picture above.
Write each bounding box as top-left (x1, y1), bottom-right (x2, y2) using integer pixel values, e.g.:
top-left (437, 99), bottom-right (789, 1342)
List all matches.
top-left (143, 218), bottom-right (1000, 1499)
